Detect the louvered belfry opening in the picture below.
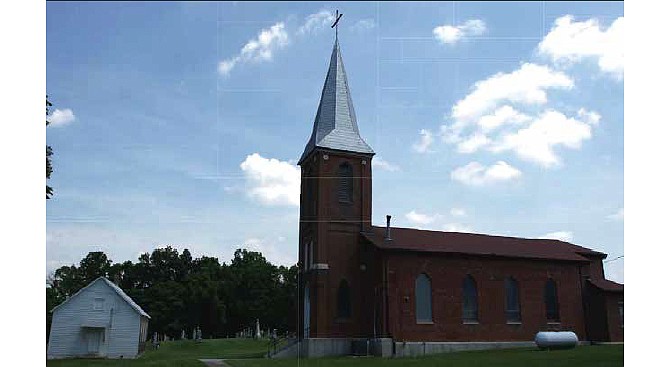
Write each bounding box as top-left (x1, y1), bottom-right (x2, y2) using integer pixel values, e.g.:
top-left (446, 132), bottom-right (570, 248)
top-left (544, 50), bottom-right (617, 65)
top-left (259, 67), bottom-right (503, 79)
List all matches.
top-left (338, 162), bottom-right (353, 203)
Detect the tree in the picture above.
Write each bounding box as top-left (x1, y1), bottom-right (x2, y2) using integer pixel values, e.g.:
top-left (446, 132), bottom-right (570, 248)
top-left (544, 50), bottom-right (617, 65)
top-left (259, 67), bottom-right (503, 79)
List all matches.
top-left (227, 249), bottom-right (279, 334)
top-left (46, 273), bottom-right (65, 343)
top-left (79, 251), bottom-right (112, 284)
top-left (46, 246), bottom-right (299, 340)
top-left (52, 264), bottom-right (83, 299)
top-left (46, 96), bottom-right (53, 199)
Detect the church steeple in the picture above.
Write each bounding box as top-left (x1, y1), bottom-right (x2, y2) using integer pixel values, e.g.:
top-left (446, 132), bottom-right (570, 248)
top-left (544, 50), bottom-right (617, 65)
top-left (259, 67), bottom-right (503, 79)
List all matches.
top-left (298, 39), bottom-right (375, 165)
top-left (298, 32), bottom-right (375, 340)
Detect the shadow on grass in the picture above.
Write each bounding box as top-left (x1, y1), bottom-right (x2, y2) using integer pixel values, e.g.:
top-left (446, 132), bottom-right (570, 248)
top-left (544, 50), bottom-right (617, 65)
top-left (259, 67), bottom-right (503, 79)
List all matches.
top-left (226, 345), bottom-right (623, 367)
top-left (47, 338), bottom-right (270, 367)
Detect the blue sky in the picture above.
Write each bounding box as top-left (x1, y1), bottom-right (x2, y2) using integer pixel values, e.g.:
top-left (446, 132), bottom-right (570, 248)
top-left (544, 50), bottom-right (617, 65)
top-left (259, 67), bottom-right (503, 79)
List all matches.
top-left (46, 1), bottom-right (624, 283)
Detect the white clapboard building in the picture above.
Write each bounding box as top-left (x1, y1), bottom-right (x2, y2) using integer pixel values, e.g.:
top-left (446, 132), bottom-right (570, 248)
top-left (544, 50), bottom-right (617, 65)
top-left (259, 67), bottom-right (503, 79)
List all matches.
top-left (47, 277), bottom-right (150, 359)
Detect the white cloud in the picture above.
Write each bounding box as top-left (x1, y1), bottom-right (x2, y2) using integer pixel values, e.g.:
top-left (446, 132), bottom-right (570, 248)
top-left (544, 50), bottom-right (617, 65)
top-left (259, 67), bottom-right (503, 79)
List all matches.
top-left (217, 12), bottom-right (377, 77)
top-left (452, 63), bottom-right (574, 122)
top-left (450, 208), bottom-right (467, 217)
top-left (405, 210), bottom-right (441, 226)
top-left (478, 105), bottom-right (531, 133)
top-left (433, 19), bottom-right (486, 44)
top-left (431, 15), bottom-right (618, 176)
top-left (607, 208), bottom-right (624, 221)
top-left (539, 15), bottom-right (624, 79)
top-left (350, 19), bottom-right (376, 32)
top-left (451, 161), bottom-right (521, 186)
top-left (406, 209), bottom-right (471, 230)
top-left (218, 60), bottom-right (237, 76)
top-left (442, 223), bottom-right (472, 232)
top-left (240, 153), bottom-right (300, 207)
top-left (298, 10), bottom-right (335, 35)
top-left (578, 108), bottom-right (601, 125)
top-left (47, 108), bottom-right (76, 127)
top-left (457, 133), bottom-right (490, 154)
top-left (218, 22), bottom-right (289, 76)
top-left (540, 231), bottom-right (573, 242)
top-left (413, 129), bottom-right (434, 153)
top-left (441, 62), bottom-right (598, 167)
top-left (491, 110), bottom-right (593, 167)
top-left (372, 157), bottom-right (400, 172)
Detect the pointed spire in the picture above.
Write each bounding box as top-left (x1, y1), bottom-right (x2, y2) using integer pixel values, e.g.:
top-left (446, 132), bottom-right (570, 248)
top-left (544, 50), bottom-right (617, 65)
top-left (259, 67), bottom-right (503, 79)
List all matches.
top-left (298, 40), bottom-right (374, 165)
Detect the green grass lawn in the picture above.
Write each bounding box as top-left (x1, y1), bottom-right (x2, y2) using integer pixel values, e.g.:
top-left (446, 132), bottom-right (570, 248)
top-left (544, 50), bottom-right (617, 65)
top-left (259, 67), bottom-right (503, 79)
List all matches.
top-left (47, 340), bottom-right (622, 367)
top-left (229, 345), bottom-right (623, 367)
top-left (46, 338), bottom-right (269, 367)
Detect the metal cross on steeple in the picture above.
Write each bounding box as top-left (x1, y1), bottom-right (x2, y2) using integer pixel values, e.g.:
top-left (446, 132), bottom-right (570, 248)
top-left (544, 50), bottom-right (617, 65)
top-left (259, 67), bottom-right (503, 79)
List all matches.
top-left (331, 9), bottom-right (343, 40)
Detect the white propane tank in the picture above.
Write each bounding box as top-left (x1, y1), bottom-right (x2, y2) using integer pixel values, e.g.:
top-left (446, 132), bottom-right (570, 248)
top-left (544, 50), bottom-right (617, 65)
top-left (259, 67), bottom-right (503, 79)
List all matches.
top-left (534, 331), bottom-right (578, 349)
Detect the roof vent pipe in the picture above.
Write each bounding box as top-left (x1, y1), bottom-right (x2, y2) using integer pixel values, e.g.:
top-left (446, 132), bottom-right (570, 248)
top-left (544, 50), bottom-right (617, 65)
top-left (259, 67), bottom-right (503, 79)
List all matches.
top-left (385, 215), bottom-right (392, 240)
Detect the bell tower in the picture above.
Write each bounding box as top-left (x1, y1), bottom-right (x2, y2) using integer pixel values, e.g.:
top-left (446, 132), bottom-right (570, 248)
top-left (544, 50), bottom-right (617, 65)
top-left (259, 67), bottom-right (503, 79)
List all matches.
top-left (298, 37), bottom-right (375, 339)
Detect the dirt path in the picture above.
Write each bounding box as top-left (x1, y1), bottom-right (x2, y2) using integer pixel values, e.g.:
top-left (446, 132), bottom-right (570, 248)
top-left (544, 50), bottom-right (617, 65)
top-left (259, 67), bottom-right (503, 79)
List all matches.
top-left (199, 359), bottom-right (234, 367)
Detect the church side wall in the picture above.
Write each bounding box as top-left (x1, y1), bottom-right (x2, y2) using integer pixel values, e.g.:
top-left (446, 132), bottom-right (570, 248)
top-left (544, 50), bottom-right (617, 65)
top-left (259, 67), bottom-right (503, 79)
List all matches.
top-left (605, 292), bottom-right (624, 342)
top-left (584, 283), bottom-right (609, 342)
top-left (384, 252), bottom-right (587, 342)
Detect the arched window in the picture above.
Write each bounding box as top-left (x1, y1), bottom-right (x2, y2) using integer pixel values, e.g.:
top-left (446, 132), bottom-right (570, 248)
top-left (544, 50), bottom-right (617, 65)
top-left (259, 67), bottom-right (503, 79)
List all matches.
top-left (462, 275), bottom-right (478, 323)
top-left (337, 280), bottom-right (351, 318)
top-left (504, 277), bottom-right (521, 322)
top-left (338, 163), bottom-right (353, 203)
top-left (309, 242), bottom-right (314, 268)
top-left (303, 241), bottom-right (313, 270)
top-left (415, 273), bottom-right (433, 323)
top-left (544, 279), bottom-right (560, 322)
top-left (303, 282), bottom-right (311, 336)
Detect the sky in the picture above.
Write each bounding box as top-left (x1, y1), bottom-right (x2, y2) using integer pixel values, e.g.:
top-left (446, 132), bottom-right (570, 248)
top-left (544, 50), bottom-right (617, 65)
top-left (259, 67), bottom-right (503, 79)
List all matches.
top-left (46, 1), bottom-right (624, 283)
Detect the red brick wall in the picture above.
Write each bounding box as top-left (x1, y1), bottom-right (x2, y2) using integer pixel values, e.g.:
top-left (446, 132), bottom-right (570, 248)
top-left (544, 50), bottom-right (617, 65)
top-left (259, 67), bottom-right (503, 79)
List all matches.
top-left (298, 149), bottom-right (374, 338)
top-left (384, 252), bottom-right (587, 342)
top-left (584, 282), bottom-right (608, 342)
top-left (296, 149), bottom-right (619, 343)
top-left (605, 293), bottom-right (624, 342)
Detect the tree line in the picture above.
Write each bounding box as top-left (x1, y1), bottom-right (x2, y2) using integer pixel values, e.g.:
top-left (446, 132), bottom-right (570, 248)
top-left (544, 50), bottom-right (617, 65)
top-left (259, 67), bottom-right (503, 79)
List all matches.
top-left (46, 247), bottom-right (299, 341)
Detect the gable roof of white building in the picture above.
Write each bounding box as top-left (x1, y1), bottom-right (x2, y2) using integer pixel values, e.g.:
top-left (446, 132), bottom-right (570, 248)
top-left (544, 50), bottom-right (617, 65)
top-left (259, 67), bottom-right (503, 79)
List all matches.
top-left (51, 277), bottom-right (150, 318)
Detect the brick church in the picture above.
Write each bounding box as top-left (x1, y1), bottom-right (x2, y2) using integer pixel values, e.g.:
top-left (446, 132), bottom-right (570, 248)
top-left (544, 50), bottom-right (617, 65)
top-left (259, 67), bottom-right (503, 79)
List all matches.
top-left (295, 38), bottom-right (623, 356)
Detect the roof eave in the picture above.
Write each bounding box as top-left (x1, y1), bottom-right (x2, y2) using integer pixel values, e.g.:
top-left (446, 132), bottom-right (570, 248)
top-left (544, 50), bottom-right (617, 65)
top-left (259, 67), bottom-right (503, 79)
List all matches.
top-left (373, 244), bottom-right (592, 263)
top-left (51, 277), bottom-right (151, 318)
top-left (299, 146), bottom-right (375, 166)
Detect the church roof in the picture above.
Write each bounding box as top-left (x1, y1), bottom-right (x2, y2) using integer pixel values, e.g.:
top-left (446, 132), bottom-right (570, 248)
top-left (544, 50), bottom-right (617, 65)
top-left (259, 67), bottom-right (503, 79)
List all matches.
top-left (363, 226), bottom-right (606, 262)
top-left (298, 39), bottom-right (374, 165)
top-left (51, 277), bottom-right (150, 318)
top-left (588, 278), bottom-right (624, 293)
